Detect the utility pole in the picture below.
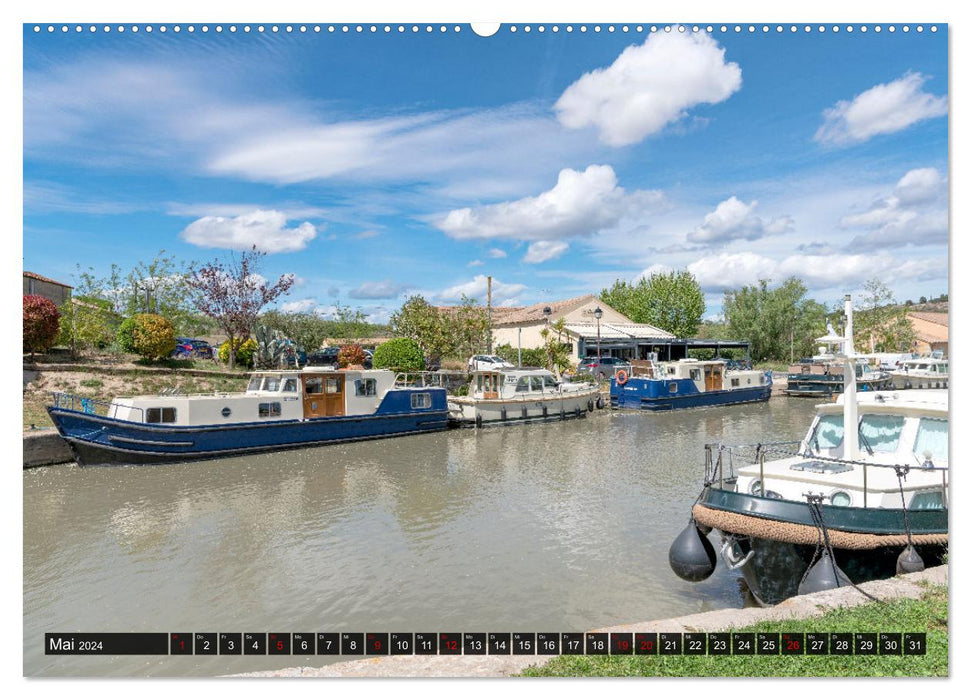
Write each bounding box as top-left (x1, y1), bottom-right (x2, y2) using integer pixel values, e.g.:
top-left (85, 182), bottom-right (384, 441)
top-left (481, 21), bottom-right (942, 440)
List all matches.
top-left (487, 275), bottom-right (493, 353)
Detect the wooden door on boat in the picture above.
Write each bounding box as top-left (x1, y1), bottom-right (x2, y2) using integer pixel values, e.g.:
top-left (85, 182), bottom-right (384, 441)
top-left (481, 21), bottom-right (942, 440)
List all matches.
top-left (322, 374), bottom-right (345, 416)
top-left (705, 365), bottom-right (722, 391)
top-left (302, 374), bottom-right (326, 418)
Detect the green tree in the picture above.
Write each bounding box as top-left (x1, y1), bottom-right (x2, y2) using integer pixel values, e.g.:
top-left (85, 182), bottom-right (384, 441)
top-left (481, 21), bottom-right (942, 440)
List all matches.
top-left (723, 278), bottom-right (827, 363)
top-left (260, 310), bottom-right (330, 353)
top-left (389, 295), bottom-right (454, 360)
top-left (541, 318), bottom-right (572, 373)
top-left (449, 295), bottom-right (491, 361)
top-left (331, 302), bottom-right (371, 344)
top-left (600, 270), bottom-right (705, 338)
top-left (57, 296), bottom-right (117, 357)
top-left (854, 279), bottom-right (916, 353)
top-left (372, 337), bottom-right (425, 371)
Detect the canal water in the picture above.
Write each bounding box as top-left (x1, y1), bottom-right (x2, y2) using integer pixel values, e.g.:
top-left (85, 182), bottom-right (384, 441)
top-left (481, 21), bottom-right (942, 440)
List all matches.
top-left (24, 396), bottom-right (819, 676)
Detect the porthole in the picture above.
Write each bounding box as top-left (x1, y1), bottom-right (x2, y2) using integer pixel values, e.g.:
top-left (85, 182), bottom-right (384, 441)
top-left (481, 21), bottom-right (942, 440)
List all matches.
top-left (221, 407), bottom-right (232, 418)
top-left (830, 491), bottom-right (851, 506)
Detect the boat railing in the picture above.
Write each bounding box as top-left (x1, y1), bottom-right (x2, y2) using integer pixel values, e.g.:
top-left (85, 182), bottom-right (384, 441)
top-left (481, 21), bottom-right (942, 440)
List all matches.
top-left (395, 371), bottom-right (466, 392)
top-left (50, 391), bottom-right (144, 422)
top-left (706, 442), bottom-right (949, 508)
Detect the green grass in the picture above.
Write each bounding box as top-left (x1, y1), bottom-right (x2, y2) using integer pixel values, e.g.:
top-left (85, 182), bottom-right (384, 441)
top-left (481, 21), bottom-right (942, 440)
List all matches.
top-left (520, 585), bottom-right (947, 677)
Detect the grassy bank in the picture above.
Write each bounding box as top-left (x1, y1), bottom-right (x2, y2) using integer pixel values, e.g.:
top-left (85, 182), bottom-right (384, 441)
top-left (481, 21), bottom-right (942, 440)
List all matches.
top-left (23, 366), bottom-right (249, 429)
top-left (520, 584), bottom-right (947, 677)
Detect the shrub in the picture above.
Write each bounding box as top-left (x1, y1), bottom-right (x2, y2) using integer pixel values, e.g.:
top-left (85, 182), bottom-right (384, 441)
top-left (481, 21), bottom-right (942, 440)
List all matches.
top-left (23, 295), bottom-right (61, 354)
top-left (117, 313), bottom-right (177, 360)
top-left (372, 337), bottom-right (425, 371)
top-left (58, 298), bottom-right (116, 355)
top-left (338, 343), bottom-right (367, 368)
top-left (494, 343), bottom-right (546, 368)
top-left (219, 338), bottom-right (257, 367)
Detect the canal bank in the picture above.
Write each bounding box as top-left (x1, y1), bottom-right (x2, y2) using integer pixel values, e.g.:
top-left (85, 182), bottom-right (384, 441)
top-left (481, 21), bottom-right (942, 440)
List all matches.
top-left (235, 566), bottom-right (946, 677)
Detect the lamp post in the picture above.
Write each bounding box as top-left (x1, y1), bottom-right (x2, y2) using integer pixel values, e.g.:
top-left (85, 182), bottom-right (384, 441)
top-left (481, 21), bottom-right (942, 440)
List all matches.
top-left (594, 306), bottom-right (603, 361)
top-left (543, 306), bottom-right (552, 370)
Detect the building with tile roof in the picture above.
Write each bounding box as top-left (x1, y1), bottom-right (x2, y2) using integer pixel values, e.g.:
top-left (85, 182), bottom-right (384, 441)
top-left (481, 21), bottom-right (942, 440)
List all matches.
top-left (23, 271), bottom-right (72, 307)
top-left (907, 311), bottom-right (948, 357)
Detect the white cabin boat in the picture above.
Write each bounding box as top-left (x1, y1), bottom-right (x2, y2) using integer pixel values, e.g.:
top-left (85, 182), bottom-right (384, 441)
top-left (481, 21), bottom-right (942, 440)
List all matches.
top-left (890, 357), bottom-right (949, 390)
top-left (447, 368), bottom-right (600, 427)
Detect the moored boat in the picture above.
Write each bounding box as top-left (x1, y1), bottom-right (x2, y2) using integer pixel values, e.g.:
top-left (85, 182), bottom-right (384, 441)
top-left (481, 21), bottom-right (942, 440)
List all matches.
top-left (785, 357), bottom-right (892, 397)
top-left (668, 296), bottom-right (948, 605)
top-left (890, 357), bottom-right (949, 390)
top-left (447, 368), bottom-right (600, 427)
top-left (610, 358), bottom-right (771, 411)
top-left (47, 367), bottom-right (449, 466)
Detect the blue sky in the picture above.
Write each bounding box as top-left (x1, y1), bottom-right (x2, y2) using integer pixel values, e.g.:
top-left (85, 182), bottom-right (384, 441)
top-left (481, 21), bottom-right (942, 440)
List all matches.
top-left (23, 22), bottom-right (949, 322)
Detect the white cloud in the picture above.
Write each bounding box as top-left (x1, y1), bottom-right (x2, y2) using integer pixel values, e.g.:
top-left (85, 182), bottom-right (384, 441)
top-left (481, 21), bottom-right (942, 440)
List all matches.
top-left (893, 167), bottom-right (945, 206)
top-left (435, 165), bottom-right (664, 241)
top-left (523, 241), bottom-right (569, 264)
top-left (687, 251), bottom-right (941, 292)
top-left (280, 298), bottom-right (318, 313)
top-left (348, 280), bottom-right (410, 300)
top-left (468, 259), bottom-right (484, 267)
top-left (437, 275), bottom-right (526, 305)
top-left (180, 209), bottom-right (317, 253)
top-left (686, 196), bottom-right (793, 245)
top-left (639, 264), bottom-right (672, 280)
top-left (354, 230), bottom-right (381, 239)
top-left (814, 73), bottom-right (947, 146)
top-left (167, 201), bottom-right (332, 220)
top-left (839, 167), bottom-right (948, 248)
top-left (488, 248), bottom-right (507, 259)
top-left (554, 32), bottom-right (742, 146)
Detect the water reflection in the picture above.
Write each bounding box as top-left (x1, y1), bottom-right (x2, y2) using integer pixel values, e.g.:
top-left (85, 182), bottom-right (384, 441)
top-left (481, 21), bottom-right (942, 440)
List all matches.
top-left (24, 397), bottom-right (818, 676)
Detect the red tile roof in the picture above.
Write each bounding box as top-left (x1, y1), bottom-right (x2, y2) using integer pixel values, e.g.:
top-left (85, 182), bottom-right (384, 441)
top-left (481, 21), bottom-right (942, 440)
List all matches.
top-left (23, 271), bottom-right (72, 288)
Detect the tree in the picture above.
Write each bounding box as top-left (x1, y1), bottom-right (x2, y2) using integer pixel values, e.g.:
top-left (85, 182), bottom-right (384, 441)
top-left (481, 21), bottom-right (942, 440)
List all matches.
top-left (57, 296), bottom-right (116, 357)
top-left (23, 295), bottom-right (60, 356)
top-left (372, 337), bottom-right (425, 371)
top-left (331, 302), bottom-right (371, 345)
top-left (389, 295), bottom-right (453, 360)
top-left (854, 279), bottom-right (915, 353)
top-left (185, 247), bottom-right (294, 369)
top-left (601, 270), bottom-right (705, 338)
top-left (218, 338), bottom-right (258, 367)
top-left (723, 278), bottom-right (827, 363)
top-left (116, 313), bottom-right (177, 360)
top-left (449, 295), bottom-right (490, 361)
top-left (260, 310), bottom-right (329, 353)
top-left (541, 318), bottom-right (572, 374)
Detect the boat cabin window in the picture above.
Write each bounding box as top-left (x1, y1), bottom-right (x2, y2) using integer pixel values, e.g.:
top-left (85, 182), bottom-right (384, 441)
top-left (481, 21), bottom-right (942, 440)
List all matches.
top-left (305, 377), bottom-right (323, 394)
top-left (262, 375), bottom-right (282, 392)
top-left (809, 414), bottom-right (844, 450)
top-left (530, 376), bottom-right (544, 391)
top-left (515, 377), bottom-right (529, 393)
top-left (146, 407), bottom-right (177, 424)
top-left (858, 414), bottom-right (905, 453)
top-left (913, 418), bottom-right (948, 466)
top-left (543, 375), bottom-right (557, 389)
top-left (411, 392), bottom-right (431, 409)
top-left (690, 369), bottom-right (701, 381)
top-left (247, 376), bottom-right (263, 392)
top-left (282, 378), bottom-right (298, 393)
top-left (258, 402), bottom-right (282, 418)
top-left (355, 378), bottom-right (377, 396)
top-left (325, 377), bottom-right (342, 394)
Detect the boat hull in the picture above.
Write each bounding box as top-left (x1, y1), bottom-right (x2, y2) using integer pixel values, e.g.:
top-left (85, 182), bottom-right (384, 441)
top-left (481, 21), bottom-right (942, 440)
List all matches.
top-left (890, 374), bottom-right (949, 390)
top-left (47, 406), bottom-right (450, 467)
top-left (611, 381), bottom-right (771, 411)
top-left (694, 487), bottom-right (948, 605)
top-left (448, 391), bottom-right (599, 427)
top-left (785, 374), bottom-right (894, 397)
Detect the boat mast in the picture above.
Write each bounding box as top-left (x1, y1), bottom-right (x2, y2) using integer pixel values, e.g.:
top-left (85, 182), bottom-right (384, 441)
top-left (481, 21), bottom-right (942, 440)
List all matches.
top-left (841, 294), bottom-right (859, 461)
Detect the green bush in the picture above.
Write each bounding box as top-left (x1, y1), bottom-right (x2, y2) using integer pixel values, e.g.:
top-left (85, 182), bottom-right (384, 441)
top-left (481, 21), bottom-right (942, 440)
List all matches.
top-left (117, 313), bottom-right (177, 360)
top-left (23, 295), bottom-right (61, 354)
top-left (219, 338), bottom-right (257, 367)
top-left (372, 337), bottom-right (425, 371)
top-left (494, 343), bottom-right (546, 368)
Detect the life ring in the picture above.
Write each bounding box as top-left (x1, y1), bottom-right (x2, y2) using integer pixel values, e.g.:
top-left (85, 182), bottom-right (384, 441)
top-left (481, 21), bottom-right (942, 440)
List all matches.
top-left (615, 369), bottom-right (629, 385)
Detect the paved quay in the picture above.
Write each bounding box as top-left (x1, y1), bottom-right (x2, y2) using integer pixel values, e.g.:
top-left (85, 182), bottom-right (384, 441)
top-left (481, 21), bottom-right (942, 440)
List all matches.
top-left (235, 565), bottom-right (946, 678)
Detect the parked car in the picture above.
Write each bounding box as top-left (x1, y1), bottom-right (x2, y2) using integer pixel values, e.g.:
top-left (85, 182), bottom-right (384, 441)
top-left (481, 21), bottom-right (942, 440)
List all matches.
top-left (306, 347), bottom-right (340, 368)
top-left (468, 355), bottom-right (514, 372)
top-left (577, 356), bottom-right (632, 380)
top-left (172, 338), bottom-right (214, 360)
top-left (187, 339), bottom-right (214, 359)
top-left (363, 349), bottom-right (373, 369)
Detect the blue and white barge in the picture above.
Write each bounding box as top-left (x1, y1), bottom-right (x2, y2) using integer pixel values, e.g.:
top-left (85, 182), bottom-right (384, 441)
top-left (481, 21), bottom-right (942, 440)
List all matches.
top-left (610, 358), bottom-right (771, 411)
top-left (47, 368), bottom-right (449, 466)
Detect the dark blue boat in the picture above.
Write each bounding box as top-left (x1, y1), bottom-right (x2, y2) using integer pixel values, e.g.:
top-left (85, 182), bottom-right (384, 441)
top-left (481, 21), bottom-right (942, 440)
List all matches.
top-left (47, 368), bottom-right (449, 466)
top-left (610, 359), bottom-right (772, 411)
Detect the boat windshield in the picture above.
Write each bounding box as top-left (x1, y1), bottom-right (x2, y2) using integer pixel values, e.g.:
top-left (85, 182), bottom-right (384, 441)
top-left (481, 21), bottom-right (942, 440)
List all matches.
top-left (261, 375), bottom-right (282, 392)
top-left (247, 375), bottom-right (263, 392)
top-left (858, 414), bottom-right (905, 453)
top-left (808, 414), bottom-right (844, 451)
top-left (914, 417), bottom-right (948, 466)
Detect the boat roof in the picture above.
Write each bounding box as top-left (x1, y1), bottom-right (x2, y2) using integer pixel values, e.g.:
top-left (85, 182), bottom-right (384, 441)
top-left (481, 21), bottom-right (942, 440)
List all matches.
top-left (247, 367), bottom-right (394, 375)
top-left (822, 389), bottom-right (948, 415)
top-left (472, 367), bottom-right (554, 377)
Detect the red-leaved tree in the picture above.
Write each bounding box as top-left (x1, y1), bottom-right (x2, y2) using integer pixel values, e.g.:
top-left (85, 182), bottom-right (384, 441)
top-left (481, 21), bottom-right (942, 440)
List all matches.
top-left (23, 295), bottom-right (61, 357)
top-left (185, 247), bottom-right (294, 369)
